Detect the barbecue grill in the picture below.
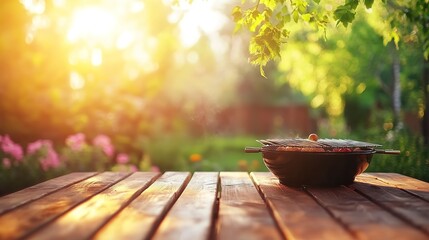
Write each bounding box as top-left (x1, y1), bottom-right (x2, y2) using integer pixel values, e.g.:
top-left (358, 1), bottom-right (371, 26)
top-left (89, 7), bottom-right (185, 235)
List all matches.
top-left (245, 136), bottom-right (400, 187)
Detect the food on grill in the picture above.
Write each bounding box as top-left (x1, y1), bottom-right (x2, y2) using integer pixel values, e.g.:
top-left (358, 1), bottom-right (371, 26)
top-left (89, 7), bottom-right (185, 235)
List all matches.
top-left (308, 133), bottom-right (318, 141)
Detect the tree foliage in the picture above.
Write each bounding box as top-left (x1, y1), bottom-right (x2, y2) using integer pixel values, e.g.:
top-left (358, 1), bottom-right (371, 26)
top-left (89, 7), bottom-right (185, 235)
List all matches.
top-left (233, 0), bottom-right (429, 73)
top-left (234, 0), bottom-right (429, 144)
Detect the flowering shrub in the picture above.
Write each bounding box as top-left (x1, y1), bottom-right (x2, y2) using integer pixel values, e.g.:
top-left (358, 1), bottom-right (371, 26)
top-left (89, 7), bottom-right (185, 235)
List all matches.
top-left (0, 135), bottom-right (63, 196)
top-left (1, 135), bottom-right (24, 164)
top-left (0, 133), bottom-right (159, 196)
top-left (27, 139), bottom-right (60, 171)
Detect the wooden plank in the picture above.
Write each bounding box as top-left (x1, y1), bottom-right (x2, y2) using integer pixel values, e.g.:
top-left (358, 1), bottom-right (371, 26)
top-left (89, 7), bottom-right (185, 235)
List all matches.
top-left (93, 172), bottom-right (191, 240)
top-left (354, 174), bottom-right (429, 235)
top-left (27, 172), bottom-right (160, 240)
top-left (0, 172), bottom-right (97, 215)
top-left (217, 172), bottom-right (282, 240)
top-left (152, 172), bottom-right (218, 240)
top-left (363, 173), bottom-right (429, 202)
top-left (0, 172), bottom-right (129, 240)
top-left (307, 184), bottom-right (428, 240)
top-left (251, 172), bottom-right (353, 240)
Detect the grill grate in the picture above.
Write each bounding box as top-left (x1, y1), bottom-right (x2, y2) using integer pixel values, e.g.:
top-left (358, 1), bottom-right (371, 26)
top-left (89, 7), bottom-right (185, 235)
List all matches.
top-left (258, 138), bottom-right (382, 149)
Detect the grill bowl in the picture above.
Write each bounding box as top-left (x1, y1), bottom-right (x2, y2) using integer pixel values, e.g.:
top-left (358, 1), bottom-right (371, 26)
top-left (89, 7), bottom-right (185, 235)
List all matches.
top-left (260, 147), bottom-right (375, 187)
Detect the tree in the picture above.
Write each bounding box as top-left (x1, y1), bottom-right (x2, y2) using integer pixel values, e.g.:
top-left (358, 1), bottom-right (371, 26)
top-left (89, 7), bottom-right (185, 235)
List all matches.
top-left (233, 0), bottom-right (429, 144)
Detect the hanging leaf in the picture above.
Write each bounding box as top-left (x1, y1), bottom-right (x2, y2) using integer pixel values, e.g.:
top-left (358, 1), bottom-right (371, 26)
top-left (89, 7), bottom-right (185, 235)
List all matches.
top-left (232, 6), bottom-right (242, 22)
top-left (261, 0), bottom-right (277, 11)
top-left (293, 10), bottom-right (299, 23)
top-left (364, 0), bottom-right (374, 9)
top-left (302, 13), bottom-right (311, 22)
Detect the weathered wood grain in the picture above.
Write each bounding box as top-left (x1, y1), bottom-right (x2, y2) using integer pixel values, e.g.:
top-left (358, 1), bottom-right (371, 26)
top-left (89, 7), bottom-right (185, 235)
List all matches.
top-left (355, 174), bottom-right (429, 235)
top-left (363, 173), bottom-right (429, 202)
top-left (217, 172), bottom-right (282, 240)
top-left (0, 172), bottom-right (129, 240)
top-left (0, 172), bottom-right (97, 215)
top-left (93, 172), bottom-right (191, 240)
top-left (1, 171), bottom-right (428, 240)
top-left (27, 172), bottom-right (160, 240)
top-left (307, 184), bottom-right (428, 240)
top-left (251, 172), bottom-right (353, 240)
top-left (152, 172), bottom-right (219, 240)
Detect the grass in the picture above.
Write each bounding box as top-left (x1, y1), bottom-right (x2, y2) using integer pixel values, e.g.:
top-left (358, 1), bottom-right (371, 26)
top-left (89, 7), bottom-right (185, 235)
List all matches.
top-left (365, 132), bottom-right (429, 182)
top-left (179, 135), bottom-right (268, 172)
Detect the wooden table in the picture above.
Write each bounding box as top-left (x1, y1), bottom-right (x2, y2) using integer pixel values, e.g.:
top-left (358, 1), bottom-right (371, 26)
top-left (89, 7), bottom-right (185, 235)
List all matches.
top-left (0, 172), bottom-right (429, 240)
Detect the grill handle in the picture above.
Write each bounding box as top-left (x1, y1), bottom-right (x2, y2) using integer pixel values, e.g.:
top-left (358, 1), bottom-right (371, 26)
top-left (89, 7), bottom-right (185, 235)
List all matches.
top-left (244, 147), bottom-right (262, 153)
top-left (375, 149), bottom-right (401, 155)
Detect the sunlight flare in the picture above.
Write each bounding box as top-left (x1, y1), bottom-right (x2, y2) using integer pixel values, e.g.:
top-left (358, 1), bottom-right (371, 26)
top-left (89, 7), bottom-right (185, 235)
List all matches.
top-left (67, 7), bottom-right (117, 43)
top-left (173, 0), bottom-right (227, 47)
top-left (69, 72), bottom-right (85, 90)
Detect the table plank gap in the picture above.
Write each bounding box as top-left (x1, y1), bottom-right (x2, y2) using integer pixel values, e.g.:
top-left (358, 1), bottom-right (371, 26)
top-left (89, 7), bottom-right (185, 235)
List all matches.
top-left (217, 172), bottom-right (283, 240)
top-left (211, 183), bottom-right (221, 240)
top-left (353, 174), bottom-right (429, 235)
top-left (0, 172), bottom-right (98, 215)
top-left (26, 172), bottom-right (160, 240)
top-left (152, 172), bottom-right (219, 240)
top-left (93, 171), bottom-right (191, 240)
top-left (307, 184), bottom-right (428, 240)
top-left (363, 173), bottom-right (429, 203)
top-left (251, 172), bottom-right (354, 240)
top-left (0, 171), bottom-right (130, 240)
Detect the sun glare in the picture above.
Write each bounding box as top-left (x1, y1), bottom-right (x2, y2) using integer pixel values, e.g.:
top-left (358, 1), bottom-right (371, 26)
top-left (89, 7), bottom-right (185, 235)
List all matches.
top-left (67, 7), bottom-right (117, 43)
top-left (172, 0), bottom-right (227, 47)
top-left (21, 0), bottom-right (229, 91)
top-left (69, 71), bottom-right (85, 90)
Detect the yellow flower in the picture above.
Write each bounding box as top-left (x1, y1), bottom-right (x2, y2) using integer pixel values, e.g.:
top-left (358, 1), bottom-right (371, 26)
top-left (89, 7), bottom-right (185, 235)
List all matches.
top-left (238, 160), bottom-right (248, 171)
top-left (251, 159), bottom-right (260, 170)
top-left (189, 153), bottom-right (202, 163)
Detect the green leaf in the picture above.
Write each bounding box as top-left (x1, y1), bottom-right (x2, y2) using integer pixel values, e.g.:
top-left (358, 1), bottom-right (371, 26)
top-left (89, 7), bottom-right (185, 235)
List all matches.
top-left (232, 6), bottom-right (243, 22)
top-left (345, 0), bottom-right (359, 10)
top-left (364, 0), bottom-right (374, 9)
top-left (302, 13), bottom-right (311, 22)
top-left (333, 6), bottom-right (355, 27)
top-left (249, 10), bottom-right (264, 32)
top-left (251, 9), bottom-right (259, 19)
top-left (391, 29), bottom-right (400, 49)
top-left (261, 0), bottom-right (277, 11)
top-left (282, 29), bottom-right (290, 38)
top-left (260, 65), bottom-right (267, 78)
top-left (293, 10), bottom-right (299, 23)
top-left (298, 5), bottom-right (307, 14)
top-left (263, 9), bottom-right (272, 21)
top-left (233, 21), bottom-right (243, 33)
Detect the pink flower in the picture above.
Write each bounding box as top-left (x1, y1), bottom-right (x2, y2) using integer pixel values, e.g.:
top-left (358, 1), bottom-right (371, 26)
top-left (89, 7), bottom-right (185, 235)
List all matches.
top-left (66, 133), bottom-right (86, 151)
top-left (116, 153), bottom-right (129, 164)
top-left (39, 148), bottom-right (60, 171)
top-left (1, 135), bottom-right (24, 162)
top-left (26, 139), bottom-right (60, 171)
top-left (130, 164), bottom-right (138, 172)
top-left (93, 134), bottom-right (114, 157)
top-left (2, 158), bottom-right (11, 169)
top-left (27, 140), bottom-right (53, 155)
top-left (27, 141), bottom-right (43, 155)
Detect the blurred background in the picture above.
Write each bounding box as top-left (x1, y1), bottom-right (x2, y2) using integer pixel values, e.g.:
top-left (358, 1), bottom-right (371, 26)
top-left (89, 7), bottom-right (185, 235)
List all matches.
top-left (1, 0), bottom-right (428, 195)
